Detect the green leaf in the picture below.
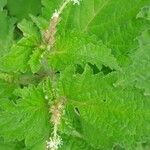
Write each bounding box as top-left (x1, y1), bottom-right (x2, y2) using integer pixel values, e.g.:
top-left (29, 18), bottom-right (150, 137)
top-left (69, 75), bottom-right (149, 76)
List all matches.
top-left (0, 0), bottom-right (7, 10)
top-left (0, 3), bottom-right (15, 57)
top-left (0, 138), bottom-right (26, 150)
top-left (0, 38), bottom-right (35, 73)
top-left (59, 135), bottom-right (96, 150)
top-left (0, 17), bottom-right (44, 73)
top-left (41, 0), bottom-right (62, 20)
top-left (0, 18), bottom-right (42, 73)
top-left (129, 29), bottom-right (150, 96)
top-left (115, 27), bottom-right (150, 95)
top-left (28, 48), bottom-right (43, 73)
top-left (137, 6), bottom-right (150, 21)
top-left (0, 85), bottom-right (50, 148)
top-left (30, 140), bottom-right (47, 150)
top-left (0, 1), bottom-right (149, 150)
top-left (18, 19), bottom-right (41, 40)
top-left (0, 80), bottom-right (16, 98)
top-left (58, 66), bottom-right (150, 149)
top-left (0, 18), bottom-right (43, 73)
top-left (41, 0), bottom-right (150, 67)
top-left (0, 72), bottom-right (16, 98)
top-left (30, 15), bottom-right (48, 33)
top-left (61, 0), bottom-right (150, 55)
top-left (7, 0), bottom-right (42, 20)
top-left (47, 32), bottom-right (120, 71)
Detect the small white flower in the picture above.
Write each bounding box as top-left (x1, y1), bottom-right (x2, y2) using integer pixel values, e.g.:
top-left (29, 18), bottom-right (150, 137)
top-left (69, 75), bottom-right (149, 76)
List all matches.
top-left (40, 54), bottom-right (44, 58)
top-left (46, 139), bottom-right (56, 149)
top-left (71, 0), bottom-right (80, 5)
top-left (46, 137), bottom-right (63, 149)
top-left (51, 9), bottom-right (59, 19)
top-left (45, 95), bottom-right (49, 100)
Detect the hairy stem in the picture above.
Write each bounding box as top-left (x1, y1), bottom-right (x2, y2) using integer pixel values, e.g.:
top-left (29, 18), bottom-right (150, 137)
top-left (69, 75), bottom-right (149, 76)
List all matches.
top-left (46, 97), bottom-right (66, 150)
top-left (43, 0), bottom-right (72, 49)
top-left (44, 0), bottom-right (81, 149)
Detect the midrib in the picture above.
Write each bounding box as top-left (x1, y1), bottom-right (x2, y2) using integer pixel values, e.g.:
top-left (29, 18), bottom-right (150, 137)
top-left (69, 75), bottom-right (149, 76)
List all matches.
top-left (83, 0), bottom-right (110, 32)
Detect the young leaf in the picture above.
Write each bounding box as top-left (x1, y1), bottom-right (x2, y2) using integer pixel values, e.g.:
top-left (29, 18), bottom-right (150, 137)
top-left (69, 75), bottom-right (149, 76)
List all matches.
top-left (30, 15), bottom-right (49, 33)
top-left (0, 19), bottom-right (41, 73)
top-left (0, 38), bottom-right (35, 73)
top-left (137, 6), bottom-right (150, 21)
top-left (18, 19), bottom-right (41, 40)
top-left (0, 85), bottom-right (50, 148)
top-left (0, 1), bottom-right (15, 57)
top-left (28, 48), bottom-right (43, 73)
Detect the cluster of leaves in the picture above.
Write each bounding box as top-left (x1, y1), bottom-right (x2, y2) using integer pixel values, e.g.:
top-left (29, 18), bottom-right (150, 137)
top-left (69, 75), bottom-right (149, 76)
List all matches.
top-left (0, 0), bottom-right (150, 150)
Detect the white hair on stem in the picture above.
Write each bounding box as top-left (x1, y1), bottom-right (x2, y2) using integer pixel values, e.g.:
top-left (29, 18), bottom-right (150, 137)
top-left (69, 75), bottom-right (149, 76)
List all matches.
top-left (45, 1), bottom-right (81, 149)
top-left (51, 0), bottom-right (81, 19)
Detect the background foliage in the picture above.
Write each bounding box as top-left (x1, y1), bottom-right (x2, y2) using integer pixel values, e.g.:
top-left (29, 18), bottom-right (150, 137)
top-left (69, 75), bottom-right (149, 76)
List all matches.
top-left (0, 0), bottom-right (150, 150)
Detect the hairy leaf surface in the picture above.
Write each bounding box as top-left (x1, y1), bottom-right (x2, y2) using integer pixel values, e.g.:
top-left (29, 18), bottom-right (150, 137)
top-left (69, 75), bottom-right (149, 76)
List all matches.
top-left (115, 8), bottom-right (150, 95)
top-left (7, 0), bottom-right (41, 20)
top-left (0, 1), bottom-right (15, 57)
top-left (47, 32), bottom-right (120, 71)
top-left (0, 20), bottom-right (41, 73)
top-left (58, 66), bottom-right (150, 149)
top-left (0, 85), bottom-right (50, 147)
